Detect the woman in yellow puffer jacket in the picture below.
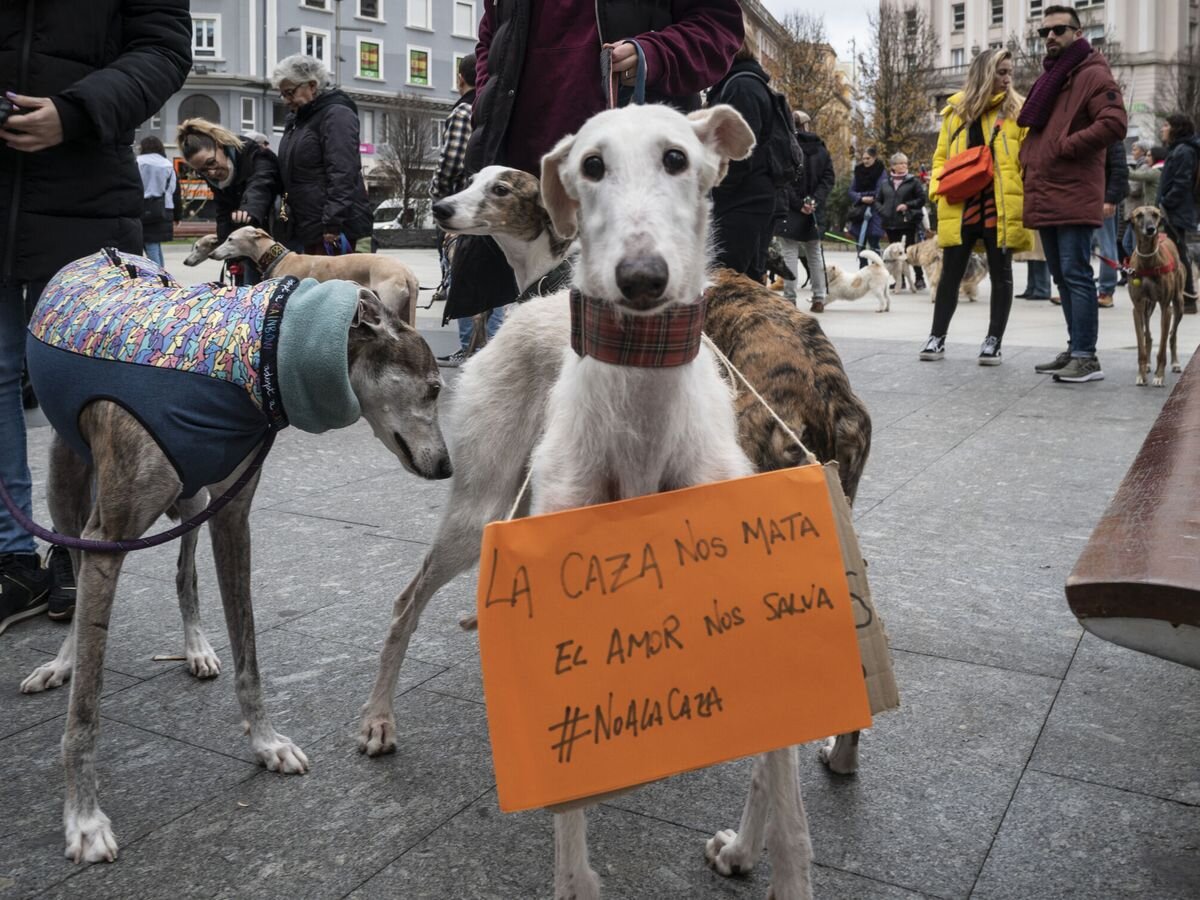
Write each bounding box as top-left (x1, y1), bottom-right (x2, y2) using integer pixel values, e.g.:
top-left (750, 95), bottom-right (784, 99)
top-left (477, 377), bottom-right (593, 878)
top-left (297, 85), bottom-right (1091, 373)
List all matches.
top-left (920, 48), bottom-right (1032, 366)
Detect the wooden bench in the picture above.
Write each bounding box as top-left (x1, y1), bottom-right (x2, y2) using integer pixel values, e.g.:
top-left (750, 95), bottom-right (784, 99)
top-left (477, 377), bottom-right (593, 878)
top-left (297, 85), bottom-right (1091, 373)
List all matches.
top-left (1066, 350), bottom-right (1200, 669)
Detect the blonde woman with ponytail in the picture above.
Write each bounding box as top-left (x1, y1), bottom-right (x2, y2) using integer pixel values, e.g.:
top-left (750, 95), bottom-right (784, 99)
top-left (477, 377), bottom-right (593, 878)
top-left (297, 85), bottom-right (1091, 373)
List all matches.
top-left (920, 48), bottom-right (1032, 366)
top-left (176, 118), bottom-right (281, 256)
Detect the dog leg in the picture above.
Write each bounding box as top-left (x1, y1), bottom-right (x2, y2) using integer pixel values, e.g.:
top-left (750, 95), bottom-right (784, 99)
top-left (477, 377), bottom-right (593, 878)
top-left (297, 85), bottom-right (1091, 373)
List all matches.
top-left (21, 437), bottom-right (89, 693)
top-left (1133, 306), bottom-right (1148, 386)
top-left (1154, 302), bottom-right (1169, 387)
top-left (207, 467), bottom-right (308, 775)
top-left (818, 730), bottom-right (860, 775)
top-left (554, 807), bottom-right (601, 900)
top-left (707, 752), bottom-right (770, 876)
top-left (763, 746), bottom-right (814, 900)
top-left (358, 494), bottom-right (489, 755)
top-left (1169, 300), bottom-right (1182, 373)
top-left (174, 492), bottom-right (220, 678)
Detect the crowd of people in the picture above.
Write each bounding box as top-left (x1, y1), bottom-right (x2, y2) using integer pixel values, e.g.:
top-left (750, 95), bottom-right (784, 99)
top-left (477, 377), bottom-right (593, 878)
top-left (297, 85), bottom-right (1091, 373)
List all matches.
top-left (3, 0), bottom-right (1200, 634)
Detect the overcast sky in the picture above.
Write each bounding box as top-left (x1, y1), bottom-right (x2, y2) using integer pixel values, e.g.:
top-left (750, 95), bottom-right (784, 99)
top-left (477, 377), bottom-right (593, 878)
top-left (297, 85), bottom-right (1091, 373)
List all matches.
top-left (759, 0), bottom-right (876, 68)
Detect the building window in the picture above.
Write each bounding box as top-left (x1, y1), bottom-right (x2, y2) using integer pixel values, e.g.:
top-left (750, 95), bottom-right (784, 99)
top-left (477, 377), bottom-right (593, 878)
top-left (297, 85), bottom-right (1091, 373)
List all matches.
top-left (361, 108), bottom-right (375, 145)
top-left (192, 15), bottom-right (219, 58)
top-left (407, 0), bottom-right (431, 29)
top-left (904, 9), bottom-right (918, 39)
top-left (951, 48), bottom-right (965, 67)
top-left (1074, 1), bottom-right (1103, 8)
top-left (179, 94), bottom-right (221, 125)
top-left (452, 52), bottom-right (465, 88)
top-left (453, 1), bottom-right (477, 37)
top-left (952, 4), bottom-right (965, 31)
top-left (358, 0), bottom-right (382, 18)
top-left (1030, 0), bottom-right (1043, 13)
top-left (302, 28), bottom-right (330, 66)
top-left (408, 46), bottom-right (431, 86)
top-left (151, 109), bottom-right (163, 130)
top-left (1084, 24), bottom-right (1106, 46)
top-left (303, 0), bottom-right (331, 10)
top-left (989, 41), bottom-right (1003, 50)
top-left (357, 38), bottom-right (383, 79)
top-left (429, 117), bottom-right (442, 150)
top-left (240, 97), bottom-right (255, 132)
top-left (991, 0), bottom-right (1003, 25)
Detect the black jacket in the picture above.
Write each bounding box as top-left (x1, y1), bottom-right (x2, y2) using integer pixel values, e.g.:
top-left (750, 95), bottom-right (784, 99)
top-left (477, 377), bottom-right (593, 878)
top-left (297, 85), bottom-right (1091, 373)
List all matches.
top-left (877, 173), bottom-right (928, 230)
top-left (1104, 140), bottom-right (1130, 207)
top-left (205, 139), bottom-right (283, 242)
top-left (778, 130), bottom-right (834, 241)
top-left (709, 59), bottom-right (776, 215)
top-left (0, 0), bottom-right (191, 285)
top-left (1160, 135), bottom-right (1199, 231)
top-left (276, 89), bottom-right (371, 245)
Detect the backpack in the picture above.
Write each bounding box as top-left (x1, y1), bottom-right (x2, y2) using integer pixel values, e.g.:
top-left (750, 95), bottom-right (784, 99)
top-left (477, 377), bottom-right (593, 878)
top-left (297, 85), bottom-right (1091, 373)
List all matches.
top-left (720, 71), bottom-right (804, 189)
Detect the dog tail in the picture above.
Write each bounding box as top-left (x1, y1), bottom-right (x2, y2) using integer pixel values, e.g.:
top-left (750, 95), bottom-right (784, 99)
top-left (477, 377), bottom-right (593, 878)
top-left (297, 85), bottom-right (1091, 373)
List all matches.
top-left (858, 249), bottom-right (885, 267)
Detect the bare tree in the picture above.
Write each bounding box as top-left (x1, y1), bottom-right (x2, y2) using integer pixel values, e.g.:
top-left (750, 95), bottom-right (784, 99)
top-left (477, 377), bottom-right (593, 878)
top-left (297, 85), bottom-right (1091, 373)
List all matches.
top-left (374, 106), bottom-right (435, 227)
top-left (1155, 43), bottom-right (1200, 127)
top-left (774, 12), bottom-right (842, 126)
top-left (859, 2), bottom-right (941, 161)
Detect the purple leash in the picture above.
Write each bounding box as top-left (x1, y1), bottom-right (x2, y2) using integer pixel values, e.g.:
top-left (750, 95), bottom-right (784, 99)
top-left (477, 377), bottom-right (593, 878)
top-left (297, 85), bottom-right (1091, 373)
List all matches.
top-left (0, 432), bottom-right (275, 553)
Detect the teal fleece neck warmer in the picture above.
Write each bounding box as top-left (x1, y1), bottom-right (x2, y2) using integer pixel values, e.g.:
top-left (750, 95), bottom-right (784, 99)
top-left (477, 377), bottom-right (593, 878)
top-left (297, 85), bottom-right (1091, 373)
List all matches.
top-left (277, 278), bottom-right (361, 432)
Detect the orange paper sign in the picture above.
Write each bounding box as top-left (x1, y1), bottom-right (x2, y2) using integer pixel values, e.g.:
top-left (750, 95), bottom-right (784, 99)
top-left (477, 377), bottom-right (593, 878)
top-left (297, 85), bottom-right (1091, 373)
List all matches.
top-left (476, 465), bottom-right (873, 812)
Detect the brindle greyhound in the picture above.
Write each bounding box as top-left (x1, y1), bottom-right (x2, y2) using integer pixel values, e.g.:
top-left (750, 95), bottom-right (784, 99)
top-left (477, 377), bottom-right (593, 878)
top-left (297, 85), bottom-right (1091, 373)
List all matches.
top-left (21, 261), bottom-right (450, 864)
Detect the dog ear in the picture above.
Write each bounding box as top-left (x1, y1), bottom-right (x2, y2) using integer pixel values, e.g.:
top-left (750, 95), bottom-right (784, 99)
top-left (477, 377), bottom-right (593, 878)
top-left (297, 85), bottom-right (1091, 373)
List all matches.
top-left (351, 288), bottom-right (386, 332)
top-left (255, 228), bottom-right (272, 241)
top-left (540, 133), bottom-right (580, 240)
top-left (688, 105), bottom-right (755, 184)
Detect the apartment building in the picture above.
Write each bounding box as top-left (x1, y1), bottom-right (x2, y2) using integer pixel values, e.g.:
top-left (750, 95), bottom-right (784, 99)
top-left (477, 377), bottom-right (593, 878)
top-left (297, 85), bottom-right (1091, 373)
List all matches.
top-left (136, 0), bottom-right (479, 176)
top-left (907, 0), bottom-right (1200, 141)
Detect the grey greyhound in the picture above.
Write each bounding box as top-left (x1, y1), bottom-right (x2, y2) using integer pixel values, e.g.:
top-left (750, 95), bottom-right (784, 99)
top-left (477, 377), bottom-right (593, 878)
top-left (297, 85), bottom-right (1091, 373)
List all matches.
top-left (19, 251), bottom-right (450, 863)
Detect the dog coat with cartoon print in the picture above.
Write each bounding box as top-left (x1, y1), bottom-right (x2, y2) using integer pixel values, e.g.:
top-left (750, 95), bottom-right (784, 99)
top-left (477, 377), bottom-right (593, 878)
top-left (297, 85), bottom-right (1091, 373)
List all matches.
top-left (27, 250), bottom-right (360, 497)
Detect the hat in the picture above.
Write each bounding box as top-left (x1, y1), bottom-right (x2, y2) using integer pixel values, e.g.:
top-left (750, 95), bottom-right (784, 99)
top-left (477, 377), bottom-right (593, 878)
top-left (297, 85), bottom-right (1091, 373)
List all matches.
top-left (794, 110), bottom-right (811, 127)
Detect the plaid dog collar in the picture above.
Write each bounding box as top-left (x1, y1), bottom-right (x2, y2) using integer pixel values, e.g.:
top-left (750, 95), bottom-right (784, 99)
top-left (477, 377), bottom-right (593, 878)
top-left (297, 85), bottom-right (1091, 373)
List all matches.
top-left (569, 289), bottom-right (707, 367)
top-left (257, 243), bottom-right (291, 278)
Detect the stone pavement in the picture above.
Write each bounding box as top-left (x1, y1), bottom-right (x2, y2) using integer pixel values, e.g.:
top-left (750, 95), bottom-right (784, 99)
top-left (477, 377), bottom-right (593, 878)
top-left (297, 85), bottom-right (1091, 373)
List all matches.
top-left (2, 245), bottom-right (1198, 899)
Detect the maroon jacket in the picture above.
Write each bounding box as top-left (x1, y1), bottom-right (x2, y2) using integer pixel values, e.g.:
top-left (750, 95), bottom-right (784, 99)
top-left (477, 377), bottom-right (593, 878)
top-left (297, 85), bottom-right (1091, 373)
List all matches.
top-left (475, 0), bottom-right (744, 176)
top-left (1019, 51), bottom-right (1127, 229)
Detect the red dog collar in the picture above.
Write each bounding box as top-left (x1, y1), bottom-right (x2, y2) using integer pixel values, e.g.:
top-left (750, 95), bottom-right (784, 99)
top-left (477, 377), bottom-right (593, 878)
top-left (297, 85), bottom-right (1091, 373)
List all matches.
top-left (1132, 235), bottom-right (1178, 279)
top-left (569, 289), bottom-right (706, 367)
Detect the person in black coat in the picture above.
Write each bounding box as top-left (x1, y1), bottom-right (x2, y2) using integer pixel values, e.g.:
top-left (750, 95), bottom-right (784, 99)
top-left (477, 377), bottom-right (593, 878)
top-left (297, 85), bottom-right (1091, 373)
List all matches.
top-left (709, 43), bottom-right (778, 282)
top-left (0, 0), bottom-right (191, 627)
top-left (848, 148), bottom-right (887, 266)
top-left (878, 152), bottom-right (928, 289)
top-left (272, 54), bottom-right (371, 255)
top-left (1158, 114), bottom-right (1199, 312)
top-left (776, 111), bottom-right (834, 310)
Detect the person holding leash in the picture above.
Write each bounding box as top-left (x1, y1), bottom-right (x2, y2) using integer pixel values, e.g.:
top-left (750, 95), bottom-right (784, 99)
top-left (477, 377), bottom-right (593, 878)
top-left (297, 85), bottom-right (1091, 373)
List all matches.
top-left (920, 48), bottom-right (1031, 366)
top-left (847, 148), bottom-right (886, 265)
top-left (273, 54), bottom-right (372, 256)
top-left (0, 0), bottom-right (191, 635)
top-left (1020, 4), bottom-right (1126, 383)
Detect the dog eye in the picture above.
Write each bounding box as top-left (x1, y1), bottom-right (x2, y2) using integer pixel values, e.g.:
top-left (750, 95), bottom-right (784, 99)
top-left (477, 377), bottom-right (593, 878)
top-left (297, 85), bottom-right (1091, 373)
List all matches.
top-left (492, 184), bottom-right (510, 196)
top-left (663, 149), bottom-right (688, 174)
top-left (582, 155), bottom-right (605, 180)
top-left (427, 384), bottom-right (440, 401)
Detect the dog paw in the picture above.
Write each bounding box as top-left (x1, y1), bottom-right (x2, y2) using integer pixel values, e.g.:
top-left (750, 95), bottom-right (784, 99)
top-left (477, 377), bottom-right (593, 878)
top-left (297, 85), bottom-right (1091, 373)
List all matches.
top-left (1172, 363), bottom-right (1182, 373)
top-left (20, 658), bottom-right (72, 693)
top-left (1136, 375), bottom-right (1147, 386)
top-left (706, 828), bottom-right (755, 876)
top-left (458, 612), bottom-right (478, 631)
top-left (555, 866), bottom-right (601, 900)
top-left (185, 639), bottom-right (221, 679)
top-left (1153, 376), bottom-right (1164, 387)
top-left (64, 808), bottom-right (118, 864)
top-left (357, 709), bottom-right (398, 756)
top-left (254, 733), bottom-right (309, 774)
top-left (817, 735), bottom-right (859, 775)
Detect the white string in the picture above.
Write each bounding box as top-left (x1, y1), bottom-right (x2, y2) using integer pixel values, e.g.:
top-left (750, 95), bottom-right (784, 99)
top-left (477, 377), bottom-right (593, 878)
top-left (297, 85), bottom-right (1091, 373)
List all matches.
top-left (701, 333), bottom-right (819, 466)
top-left (506, 467), bottom-right (533, 521)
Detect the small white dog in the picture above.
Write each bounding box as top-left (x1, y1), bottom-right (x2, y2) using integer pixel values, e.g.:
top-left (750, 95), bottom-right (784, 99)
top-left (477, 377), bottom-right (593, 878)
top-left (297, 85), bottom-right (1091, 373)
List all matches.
top-left (882, 239), bottom-right (916, 292)
top-left (825, 249), bottom-right (892, 312)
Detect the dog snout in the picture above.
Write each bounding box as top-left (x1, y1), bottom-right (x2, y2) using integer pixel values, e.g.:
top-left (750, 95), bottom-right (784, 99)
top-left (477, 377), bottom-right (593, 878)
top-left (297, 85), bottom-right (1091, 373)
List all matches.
top-left (433, 454), bottom-right (453, 480)
top-left (431, 200), bottom-right (454, 223)
top-left (615, 254), bottom-right (669, 309)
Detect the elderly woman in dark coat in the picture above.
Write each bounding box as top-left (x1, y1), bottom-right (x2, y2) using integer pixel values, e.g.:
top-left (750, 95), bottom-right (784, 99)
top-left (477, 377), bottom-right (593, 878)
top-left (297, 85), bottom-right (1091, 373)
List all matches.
top-left (272, 54), bottom-right (371, 255)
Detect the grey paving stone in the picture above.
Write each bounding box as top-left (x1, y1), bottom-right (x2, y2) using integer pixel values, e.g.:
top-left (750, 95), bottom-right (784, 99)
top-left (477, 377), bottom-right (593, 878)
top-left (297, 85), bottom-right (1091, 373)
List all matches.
top-left (53, 689), bottom-right (495, 900)
top-left (271, 468), bottom-right (450, 539)
top-left (0, 717), bottom-right (257, 899)
top-left (348, 791), bottom-right (931, 900)
top-left (99, 627), bottom-right (444, 764)
top-left (279, 549), bottom-right (481, 668)
top-left (852, 389), bottom-right (938, 430)
top-left (971, 771), bottom-right (1200, 900)
top-left (1029, 634), bottom-right (1200, 805)
top-left (951, 408), bottom-right (1159, 465)
top-left (0, 646), bottom-right (139, 741)
top-left (420, 655), bottom-right (485, 706)
top-left (606, 650), bottom-right (1060, 899)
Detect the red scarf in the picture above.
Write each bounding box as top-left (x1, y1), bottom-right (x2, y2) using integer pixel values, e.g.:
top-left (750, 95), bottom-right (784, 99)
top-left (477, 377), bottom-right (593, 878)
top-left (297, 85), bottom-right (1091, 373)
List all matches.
top-left (569, 289), bottom-right (706, 367)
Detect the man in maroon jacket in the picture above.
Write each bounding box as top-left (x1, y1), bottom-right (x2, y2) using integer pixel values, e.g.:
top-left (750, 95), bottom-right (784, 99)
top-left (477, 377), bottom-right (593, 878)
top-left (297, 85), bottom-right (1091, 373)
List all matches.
top-left (1019, 5), bottom-right (1126, 384)
top-left (442, 0), bottom-right (744, 340)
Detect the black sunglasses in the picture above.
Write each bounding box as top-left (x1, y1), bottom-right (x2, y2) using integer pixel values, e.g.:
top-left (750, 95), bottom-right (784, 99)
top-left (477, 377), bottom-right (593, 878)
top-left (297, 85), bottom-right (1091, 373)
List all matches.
top-left (1037, 24), bottom-right (1075, 38)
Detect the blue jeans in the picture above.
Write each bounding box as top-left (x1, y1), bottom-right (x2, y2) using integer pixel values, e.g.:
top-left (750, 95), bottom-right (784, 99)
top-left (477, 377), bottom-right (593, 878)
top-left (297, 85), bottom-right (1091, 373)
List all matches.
top-left (143, 242), bottom-right (164, 267)
top-left (457, 304), bottom-right (508, 349)
top-left (1, 283), bottom-right (40, 555)
top-left (1092, 215), bottom-right (1118, 294)
top-left (1041, 226), bottom-right (1099, 358)
top-left (1024, 260), bottom-right (1051, 297)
